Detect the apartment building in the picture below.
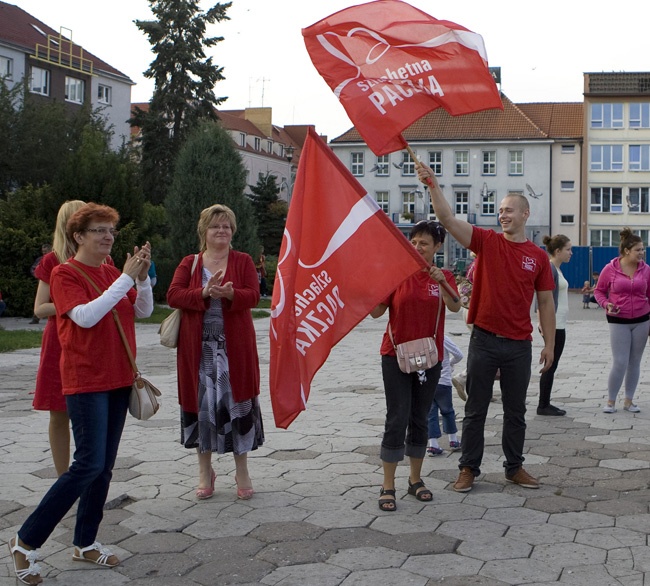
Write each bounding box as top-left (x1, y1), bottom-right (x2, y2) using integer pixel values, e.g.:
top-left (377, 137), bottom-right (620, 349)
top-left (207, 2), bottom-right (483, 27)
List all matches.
top-left (0, 2), bottom-right (134, 151)
top-left (330, 93), bottom-right (582, 266)
top-left (583, 72), bottom-right (650, 247)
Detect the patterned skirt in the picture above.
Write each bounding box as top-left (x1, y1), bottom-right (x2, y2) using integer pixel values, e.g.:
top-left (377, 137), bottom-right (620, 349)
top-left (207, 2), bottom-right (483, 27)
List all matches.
top-left (181, 302), bottom-right (264, 454)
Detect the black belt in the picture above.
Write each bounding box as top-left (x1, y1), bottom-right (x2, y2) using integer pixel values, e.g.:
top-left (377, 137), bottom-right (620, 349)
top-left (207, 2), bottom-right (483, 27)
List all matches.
top-left (474, 325), bottom-right (506, 338)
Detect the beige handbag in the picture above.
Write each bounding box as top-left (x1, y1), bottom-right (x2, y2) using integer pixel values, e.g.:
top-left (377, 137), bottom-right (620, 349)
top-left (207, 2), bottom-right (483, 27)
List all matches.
top-left (67, 262), bottom-right (162, 420)
top-left (158, 254), bottom-right (198, 348)
top-left (389, 300), bottom-right (442, 374)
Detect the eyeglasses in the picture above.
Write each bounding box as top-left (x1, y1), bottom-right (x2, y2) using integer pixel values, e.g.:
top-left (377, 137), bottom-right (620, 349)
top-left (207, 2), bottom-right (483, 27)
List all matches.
top-left (84, 228), bottom-right (119, 237)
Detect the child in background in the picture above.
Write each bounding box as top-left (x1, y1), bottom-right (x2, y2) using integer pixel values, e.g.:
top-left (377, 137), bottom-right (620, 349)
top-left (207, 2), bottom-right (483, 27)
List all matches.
top-left (427, 335), bottom-right (463, 455)
top-left (581, 280), bottom-right (592, 309)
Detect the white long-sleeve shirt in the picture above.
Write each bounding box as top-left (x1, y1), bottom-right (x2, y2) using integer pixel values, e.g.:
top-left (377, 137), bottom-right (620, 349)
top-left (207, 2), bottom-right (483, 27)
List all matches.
top-left (439, 335), bottom-right (464, 386)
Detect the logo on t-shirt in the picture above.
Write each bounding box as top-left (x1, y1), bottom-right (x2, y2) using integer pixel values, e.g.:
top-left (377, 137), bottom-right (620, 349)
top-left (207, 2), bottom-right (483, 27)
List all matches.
top-left (427, 283), bottom-right (440, 296)
top-left (522, 256), bottom-right (537, 272)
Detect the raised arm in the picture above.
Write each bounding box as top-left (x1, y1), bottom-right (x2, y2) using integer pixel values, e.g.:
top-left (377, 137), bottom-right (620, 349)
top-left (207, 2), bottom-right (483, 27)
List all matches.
top-left (417, 164), bottom-right (473, 249)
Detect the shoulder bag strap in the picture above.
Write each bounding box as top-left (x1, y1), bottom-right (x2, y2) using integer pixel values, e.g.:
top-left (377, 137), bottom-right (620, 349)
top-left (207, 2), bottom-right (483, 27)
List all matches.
top-left (65, 262), bottom-right (139, 377)
top-left (387, 284), bottom-right (444, 348)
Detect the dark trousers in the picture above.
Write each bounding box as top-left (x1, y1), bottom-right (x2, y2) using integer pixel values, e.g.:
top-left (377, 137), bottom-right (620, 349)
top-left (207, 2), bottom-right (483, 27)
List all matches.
top-left (459, 327), bottom-right (531, 477)
top-left (380, 355), bottom-right (441, 462)
top-left (19, 387), bottom-right (130, 548)
top-left (539, 328), bottom-right (566, 408)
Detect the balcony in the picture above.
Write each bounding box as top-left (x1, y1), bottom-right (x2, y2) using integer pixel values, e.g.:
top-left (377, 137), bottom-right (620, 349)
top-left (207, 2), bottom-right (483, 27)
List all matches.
top-left (391, 212), bottom-right (431, 224)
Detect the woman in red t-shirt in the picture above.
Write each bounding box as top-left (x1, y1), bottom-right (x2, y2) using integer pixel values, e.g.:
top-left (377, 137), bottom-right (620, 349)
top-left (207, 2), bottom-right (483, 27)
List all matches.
top-left (9, 203), bottom-right (153, 584)
top-left (32, 200), bottom-right (86, 476)
top-left (371, 221), bottom-right (460, 512)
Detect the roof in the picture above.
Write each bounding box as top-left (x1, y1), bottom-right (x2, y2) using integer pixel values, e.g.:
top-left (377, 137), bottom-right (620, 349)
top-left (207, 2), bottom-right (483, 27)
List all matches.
top-left (331, 93), bottom-right (584, 145)
top-left (516, 102), bottom-right (583, 140)
top-left (0, 1), bottom-right (132, 81)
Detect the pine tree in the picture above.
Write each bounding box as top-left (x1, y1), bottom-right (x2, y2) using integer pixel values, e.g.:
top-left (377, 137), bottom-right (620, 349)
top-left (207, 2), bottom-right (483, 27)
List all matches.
top-left (132, 0), bottom-right (231, 204)
top-left (166, 121), bottom-right (260, 262)
top-left (247, 172), bottom-right (288, 256)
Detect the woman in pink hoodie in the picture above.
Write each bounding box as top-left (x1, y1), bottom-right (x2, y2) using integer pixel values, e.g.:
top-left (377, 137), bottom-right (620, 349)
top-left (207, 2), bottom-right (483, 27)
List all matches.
top-left (594, 228), bottom-right (650, 413)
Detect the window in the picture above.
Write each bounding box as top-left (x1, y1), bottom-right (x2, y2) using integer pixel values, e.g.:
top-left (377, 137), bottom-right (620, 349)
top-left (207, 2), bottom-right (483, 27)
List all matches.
top-left (401, 152), bottom-right (415, 176)
top-left (561, 144), bottom-right (576, 154)
top-left (351, 152), bottom-right (364, 176)
top-left (629, 145), bottom-right (650, 171)
top-left (481, 190), bottom-right (495, 215)
top-left (590, 229), bottom-right (621, 247)
top-left (30, 66), bottom-right (50, 95)
top-left (0, 55), bottom-right (13, 79)
top-left (630, 103), bottom-right (650, 128)
top-left (591, 103), bottom-right (623, 128)
top-left (591, 187), bottom-right (623, 213)
top-left (590, 145), bottom-right (624, 171)
top-left (267, 140), bottom-right (273, 153)
top-left (239, 133), bottom-right (246, 147)
top-left (254, 137), bottom-right (261, 150)
top-left (375, 191), bottom-right (389, 213)
top-left (509, 150), bottom-right (523, 175)
top-left (65, 77), bottom-right (84, 103)
top-left (454, 151), bottom-right (469, 175)
top-left (401, 190), bottom-right (415, 214)
top-left (375, 154), bottom-right (390, 176)
top-left (628, 187), bottom-right (650, 213)
top-left (482, 151), bottom-right (496, 175)
top-left (454, 190), bottom-right (468, 215)
top-left (97, 84), bottom-right (111, 104)
top-left (560, 215), bottom-right (575, 224)
top-left (428, 151), bottom-right (442, 176)
top-left (561, 181), bottom-right (575, 191)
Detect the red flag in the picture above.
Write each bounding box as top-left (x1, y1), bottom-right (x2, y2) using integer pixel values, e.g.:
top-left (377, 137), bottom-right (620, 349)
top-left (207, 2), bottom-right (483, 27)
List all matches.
top-left (269, 128), bottom-right (426, 429)
top-left (303, 0), bottom-right (503, 155)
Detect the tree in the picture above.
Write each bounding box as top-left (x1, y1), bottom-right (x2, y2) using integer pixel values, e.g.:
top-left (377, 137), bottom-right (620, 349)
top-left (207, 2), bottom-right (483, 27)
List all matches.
top-left (247, 172), bottom-right (288, 257)
top-left (166, 121), bottom-right (260, 263)
top-left (132, 0), bottom-right (231, 204)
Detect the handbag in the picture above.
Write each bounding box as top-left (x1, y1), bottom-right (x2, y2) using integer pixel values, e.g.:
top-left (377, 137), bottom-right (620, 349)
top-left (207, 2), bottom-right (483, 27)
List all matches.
top-left (66, 262), bottom-right (162, 420)
top-left (158, 254), bottom-right (199, 348)
top-left (389, 298), bottom-right (442, 374)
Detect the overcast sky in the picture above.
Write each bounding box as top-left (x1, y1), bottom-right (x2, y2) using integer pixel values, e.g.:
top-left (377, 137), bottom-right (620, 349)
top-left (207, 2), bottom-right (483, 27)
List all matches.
top-left (14, 0), bottom-right (650, 139)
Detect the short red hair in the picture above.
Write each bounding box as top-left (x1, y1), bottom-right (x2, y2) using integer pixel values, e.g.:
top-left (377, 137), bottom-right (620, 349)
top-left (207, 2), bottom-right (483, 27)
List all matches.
top-left (66, 203), bottom-right (120, 241)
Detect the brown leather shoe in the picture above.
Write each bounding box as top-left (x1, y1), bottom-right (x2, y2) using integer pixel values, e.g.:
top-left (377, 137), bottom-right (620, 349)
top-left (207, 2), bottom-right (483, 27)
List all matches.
top-left (506, 467), bottom-right (539, 489)
top-left (453, 467), bottom-right (475, 492)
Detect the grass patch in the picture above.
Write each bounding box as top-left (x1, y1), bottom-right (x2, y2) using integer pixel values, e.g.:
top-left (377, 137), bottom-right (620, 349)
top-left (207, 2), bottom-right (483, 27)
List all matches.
top-left (0, 329), bottom-right (43, 353)
top-left (135, 305), bottom-right (174, 324)
top-left (258, 297), bottom-right (271, 309)
top-left (252, 309), bottom-right (270, 319)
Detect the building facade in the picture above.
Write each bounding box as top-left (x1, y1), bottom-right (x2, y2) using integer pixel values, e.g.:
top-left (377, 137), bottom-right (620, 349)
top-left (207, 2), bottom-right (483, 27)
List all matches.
top-left (0, 2), bottom-right (133, 151)
top-left (583, 72), bottom-right (650, 248)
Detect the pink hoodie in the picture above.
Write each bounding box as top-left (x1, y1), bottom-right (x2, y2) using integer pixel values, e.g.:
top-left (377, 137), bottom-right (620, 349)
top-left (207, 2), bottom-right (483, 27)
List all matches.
top-left (594, 258), bottom-right (650, 319)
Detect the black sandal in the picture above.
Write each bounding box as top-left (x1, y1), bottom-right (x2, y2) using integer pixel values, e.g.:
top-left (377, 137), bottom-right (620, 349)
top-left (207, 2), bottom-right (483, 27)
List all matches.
top-left (408, 479), bottom-right (433, 502)
top-left (378, 487), bottom-right (396, 511)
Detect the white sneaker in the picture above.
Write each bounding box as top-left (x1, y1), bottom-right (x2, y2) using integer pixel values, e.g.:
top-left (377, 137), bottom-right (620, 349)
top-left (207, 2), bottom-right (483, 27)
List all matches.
top-left (602, 403), bottom-right (617, 413)
top-left (452, 373), bottom-right (467, 401)
top-left (624, 402), bottom-right (640, 413)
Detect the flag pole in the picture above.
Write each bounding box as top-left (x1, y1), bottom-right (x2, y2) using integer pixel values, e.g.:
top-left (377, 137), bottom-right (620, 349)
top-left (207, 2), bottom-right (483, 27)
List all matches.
top-left (403, 140), bottom-right (459, 303)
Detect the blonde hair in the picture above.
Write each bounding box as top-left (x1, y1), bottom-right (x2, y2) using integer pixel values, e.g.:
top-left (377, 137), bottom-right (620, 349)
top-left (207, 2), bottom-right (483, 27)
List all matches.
top-left (52, 200), bottom-right (86, 262)
top-left (197, 204), bottom-right (237, 251)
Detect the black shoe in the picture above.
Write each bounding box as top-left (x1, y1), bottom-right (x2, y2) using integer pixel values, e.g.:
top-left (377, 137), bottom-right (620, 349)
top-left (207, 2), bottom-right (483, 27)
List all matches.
top-left (29, 317), bottom-right (40, 324)
top-left (536, 404), bottom-right (566, 416)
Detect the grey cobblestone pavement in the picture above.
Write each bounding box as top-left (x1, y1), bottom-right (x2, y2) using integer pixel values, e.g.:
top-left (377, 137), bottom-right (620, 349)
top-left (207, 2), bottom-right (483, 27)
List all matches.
top-left (1, 293), bottom-right (650, 585)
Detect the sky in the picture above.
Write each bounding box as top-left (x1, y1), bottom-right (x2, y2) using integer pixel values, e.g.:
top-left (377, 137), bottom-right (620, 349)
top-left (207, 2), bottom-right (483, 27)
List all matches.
top-left (14, 0), bottom-right (650, 140)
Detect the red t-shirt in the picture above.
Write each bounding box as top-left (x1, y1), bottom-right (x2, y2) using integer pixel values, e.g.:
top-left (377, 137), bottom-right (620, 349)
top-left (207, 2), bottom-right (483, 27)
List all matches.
top-left (380, 269), bottom-right (458, 360)
top-left (467, 228), bottom-right (555, 340)
top-left (50, 259), bottom-right (137, 394)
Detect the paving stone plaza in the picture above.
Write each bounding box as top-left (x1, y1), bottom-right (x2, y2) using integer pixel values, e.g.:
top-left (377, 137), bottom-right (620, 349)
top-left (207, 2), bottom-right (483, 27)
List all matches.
top-left (2, 292), bottom-right (650, 585)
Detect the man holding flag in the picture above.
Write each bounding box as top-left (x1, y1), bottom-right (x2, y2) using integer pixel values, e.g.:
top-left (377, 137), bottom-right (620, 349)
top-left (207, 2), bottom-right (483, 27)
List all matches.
top-left (417, 164), bottom-right (555, 493)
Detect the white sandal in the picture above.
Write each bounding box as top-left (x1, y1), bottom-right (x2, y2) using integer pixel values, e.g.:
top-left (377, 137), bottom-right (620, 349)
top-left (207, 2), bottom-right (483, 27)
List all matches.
top-left (8, 534), bottom-right (42, 585)
top-left (72, 541), bottom-right (119, 567)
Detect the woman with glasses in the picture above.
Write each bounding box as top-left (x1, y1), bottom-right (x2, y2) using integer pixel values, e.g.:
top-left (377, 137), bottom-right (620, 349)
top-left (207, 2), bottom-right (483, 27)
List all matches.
top-left (168, 204), bottom-right (264, 501)
top-left (370, 220), bottom-right (460, 512)
top-left (9, 203), bottom-right (153, 584)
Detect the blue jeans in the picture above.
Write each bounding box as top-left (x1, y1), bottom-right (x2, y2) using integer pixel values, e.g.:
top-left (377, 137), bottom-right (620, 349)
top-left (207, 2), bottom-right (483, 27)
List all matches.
top-left (380, 355), bottom-right (441, 462)
top-left (19, 387), bottom-right (130, 548)
top-left (427, 384), bottom-right (458, 439)
top-left (459, 327), bottom-right (531, 477)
